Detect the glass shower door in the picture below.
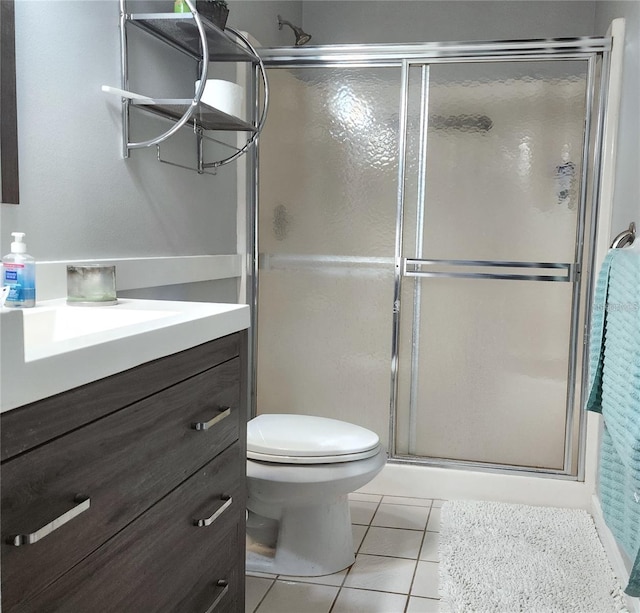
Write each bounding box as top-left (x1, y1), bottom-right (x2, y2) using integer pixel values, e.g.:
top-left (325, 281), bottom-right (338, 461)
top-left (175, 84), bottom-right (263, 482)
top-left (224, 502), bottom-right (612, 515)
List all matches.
top-left (394, 60), bottom-right (593, 473)
top-left (256, 67), bottom-right (401, 447)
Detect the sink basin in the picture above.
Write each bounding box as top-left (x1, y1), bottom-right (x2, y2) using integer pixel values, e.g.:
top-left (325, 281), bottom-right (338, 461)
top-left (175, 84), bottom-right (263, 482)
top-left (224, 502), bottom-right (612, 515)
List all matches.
top-left (23, 303), bottom-right (179, 350)
top-left (0, 298), bottom-right (250, 412)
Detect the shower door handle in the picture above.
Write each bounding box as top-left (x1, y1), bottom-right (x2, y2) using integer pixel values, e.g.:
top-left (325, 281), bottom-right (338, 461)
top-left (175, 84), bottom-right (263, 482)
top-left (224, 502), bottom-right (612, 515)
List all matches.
top-left (403, 258), bottom-right (575, 283)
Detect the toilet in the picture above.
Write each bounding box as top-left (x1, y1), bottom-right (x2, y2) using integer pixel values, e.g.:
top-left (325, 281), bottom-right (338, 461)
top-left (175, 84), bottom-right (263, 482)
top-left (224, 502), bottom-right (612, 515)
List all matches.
top-left (246, 414), bottom-right (386, 577)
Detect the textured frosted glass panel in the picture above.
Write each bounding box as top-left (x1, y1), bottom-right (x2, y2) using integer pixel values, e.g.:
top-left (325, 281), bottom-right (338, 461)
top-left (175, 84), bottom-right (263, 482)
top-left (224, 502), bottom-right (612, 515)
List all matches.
top-left (258, 60), bottom-right (589, 473)
top-left (404, 61), bottom-right (587, 263)
top-left (395, 278), bottom-right (573, 469)
top-left (259, 68), bottom-right (401, 257)
top-left (257, 267), bottom-right (394, 447)
top-left (257, 66), bottom-right (400, 446)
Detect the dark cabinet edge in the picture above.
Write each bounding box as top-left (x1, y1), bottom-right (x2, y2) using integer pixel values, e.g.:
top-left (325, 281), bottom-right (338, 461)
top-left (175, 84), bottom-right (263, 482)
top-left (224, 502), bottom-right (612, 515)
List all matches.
top-left (4, 440), bottom-right (247, 612)
top-left (1, 0), bottom-right (20, 205)
top-left (1, 331), bottom-right (247, 461)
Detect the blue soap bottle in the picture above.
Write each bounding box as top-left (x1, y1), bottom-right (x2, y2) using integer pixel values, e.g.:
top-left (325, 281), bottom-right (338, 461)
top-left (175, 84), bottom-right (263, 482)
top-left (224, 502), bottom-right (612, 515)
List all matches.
top-left (2, 232), bottom-right (36, 308)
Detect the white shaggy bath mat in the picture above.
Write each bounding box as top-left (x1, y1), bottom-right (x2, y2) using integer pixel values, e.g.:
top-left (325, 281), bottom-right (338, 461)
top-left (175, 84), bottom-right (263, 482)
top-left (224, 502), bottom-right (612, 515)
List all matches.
top-left (439, 500), bottom-right (628, 613)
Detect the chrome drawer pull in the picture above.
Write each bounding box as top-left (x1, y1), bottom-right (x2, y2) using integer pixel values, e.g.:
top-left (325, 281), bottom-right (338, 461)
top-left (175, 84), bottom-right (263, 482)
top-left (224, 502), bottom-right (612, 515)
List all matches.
top-left (191, 407), bottom-right (231, 431)
top-left (7, 494), bottom-right (91, 546)
top-left (203, 580), bottom-right (229, 613)
top-left (194, 496), bottom-right (232, 528)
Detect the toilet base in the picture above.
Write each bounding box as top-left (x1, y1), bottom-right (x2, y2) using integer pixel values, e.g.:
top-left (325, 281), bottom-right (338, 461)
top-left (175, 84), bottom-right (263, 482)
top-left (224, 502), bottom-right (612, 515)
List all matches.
top-left (246, 494), bottom-right (355, 576)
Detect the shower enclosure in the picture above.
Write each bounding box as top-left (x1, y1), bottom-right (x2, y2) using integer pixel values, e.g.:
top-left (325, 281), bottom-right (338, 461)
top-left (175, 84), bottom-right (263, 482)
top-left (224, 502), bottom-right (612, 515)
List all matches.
top-left (251, 37), bottom-right (610, 478)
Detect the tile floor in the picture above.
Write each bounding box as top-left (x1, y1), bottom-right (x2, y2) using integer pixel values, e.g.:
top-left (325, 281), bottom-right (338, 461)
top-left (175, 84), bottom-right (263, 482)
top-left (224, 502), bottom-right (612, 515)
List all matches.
top-left (245, 493), bottom-right (444, 613)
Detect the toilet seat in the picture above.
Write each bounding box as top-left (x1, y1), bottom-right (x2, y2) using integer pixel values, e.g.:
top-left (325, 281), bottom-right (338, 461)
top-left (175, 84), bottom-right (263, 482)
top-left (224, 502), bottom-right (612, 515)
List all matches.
top-left (247, 414), bottom-right (381, 465)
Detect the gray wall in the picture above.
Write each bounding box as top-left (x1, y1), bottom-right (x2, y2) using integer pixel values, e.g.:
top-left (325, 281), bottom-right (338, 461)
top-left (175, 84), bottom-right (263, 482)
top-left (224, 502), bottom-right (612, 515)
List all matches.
top-left (1, 0), bottom-right (634, 301)
top-left (298, 0), bottom-right (638, 242)
top-left (594, 1), bottom-right (640, 240)
top-left (0, 0), bottom-right (301, 301)
top-left (301, 1), bottom-right (597, 44)
top-left (229, 0), bottom-right (302, 46)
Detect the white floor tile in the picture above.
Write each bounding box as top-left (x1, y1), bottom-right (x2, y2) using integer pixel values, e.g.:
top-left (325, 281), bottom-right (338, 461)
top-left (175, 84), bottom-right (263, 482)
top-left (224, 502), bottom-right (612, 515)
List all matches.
top-left (352, 523), bottom-right (368, 552)
top-left (427, 507), bottom-right (441, 532)
top-left (431, 499), bottom-right (445, 508)
top-left (278, 568), bottom-right (347, 587)
top-left (245, 576), bottom-right (273, 613)
top-left (343, 553), bottom-right (417, 594)
top-left (332, 587), bottom-right (408, 613)
top-left (411, 561), bottom-right (440, 599)
top-left (360, 526), bottom-right (423, 559)
top-left (254, 580), bottom-right (338, 613)
top-left (407, 595), bottom-right (441, 613)
top-left (372, 503), bottom-right (431, 530)
top-left (350, 500), bottom-right (378, 525)
top-left (382, 495), bottom-right (433, 507)
top-left (419, 531), bottom-right (440, 562)
top-left (349, 492), bottom-right (382, 503)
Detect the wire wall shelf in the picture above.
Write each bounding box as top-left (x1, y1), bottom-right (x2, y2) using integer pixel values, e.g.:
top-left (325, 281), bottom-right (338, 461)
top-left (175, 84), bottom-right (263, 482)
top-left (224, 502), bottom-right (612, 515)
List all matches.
top-left (109, 0), bottom-right (268, 174)
top-left (127, 13), bottom-right (258, 63)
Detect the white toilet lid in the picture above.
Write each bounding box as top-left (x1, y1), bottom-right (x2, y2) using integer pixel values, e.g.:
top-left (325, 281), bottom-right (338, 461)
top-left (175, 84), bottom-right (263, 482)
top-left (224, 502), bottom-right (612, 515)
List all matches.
top-left (247, 414), bottom-right (380, 464)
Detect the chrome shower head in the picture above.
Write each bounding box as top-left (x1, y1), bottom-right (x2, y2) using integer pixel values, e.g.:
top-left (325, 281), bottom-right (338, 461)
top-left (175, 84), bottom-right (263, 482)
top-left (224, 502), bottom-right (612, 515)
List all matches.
top-left (277, 15), bottom-right (312, 46)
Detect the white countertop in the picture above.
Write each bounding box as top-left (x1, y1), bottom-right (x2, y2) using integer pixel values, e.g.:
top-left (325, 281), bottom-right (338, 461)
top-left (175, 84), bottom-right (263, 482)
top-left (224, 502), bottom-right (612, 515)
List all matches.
top-left (0, 298), bottom-right (250, 412)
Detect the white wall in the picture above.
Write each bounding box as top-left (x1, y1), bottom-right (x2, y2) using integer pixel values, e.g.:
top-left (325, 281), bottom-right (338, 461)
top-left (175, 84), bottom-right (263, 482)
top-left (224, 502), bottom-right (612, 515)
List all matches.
top-left (594, 0), bottom-right (640, 239)
top-left (301, 1), bottom-right (597, 44)
top-left (593, 1), bottom-right (640, 598)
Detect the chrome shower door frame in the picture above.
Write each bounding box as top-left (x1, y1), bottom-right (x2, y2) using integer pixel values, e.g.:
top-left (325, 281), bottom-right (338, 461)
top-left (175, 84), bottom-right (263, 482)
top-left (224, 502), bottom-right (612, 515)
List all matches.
top-left (253, 36), bottom-right (611, 480)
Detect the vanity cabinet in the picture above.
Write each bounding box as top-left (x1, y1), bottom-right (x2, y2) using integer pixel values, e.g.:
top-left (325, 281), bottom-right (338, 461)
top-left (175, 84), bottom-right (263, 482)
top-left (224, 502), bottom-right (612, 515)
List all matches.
top-left (1, 331), bottom-right (247, 612)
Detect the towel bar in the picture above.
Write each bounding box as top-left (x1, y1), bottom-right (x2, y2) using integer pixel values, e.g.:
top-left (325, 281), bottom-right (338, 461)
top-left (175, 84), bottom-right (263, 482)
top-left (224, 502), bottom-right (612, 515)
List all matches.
top-left (611, 222), bottom-right (636, 249)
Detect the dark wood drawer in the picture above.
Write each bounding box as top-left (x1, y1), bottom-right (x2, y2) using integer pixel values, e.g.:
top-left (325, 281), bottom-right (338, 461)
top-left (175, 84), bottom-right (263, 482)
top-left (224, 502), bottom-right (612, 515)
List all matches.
top-left (12, 443), bottom-right (246, 613)
top-left (1, 333), bottom-right (240, 461)
top-left (1, 358), bottom-right (242, 611)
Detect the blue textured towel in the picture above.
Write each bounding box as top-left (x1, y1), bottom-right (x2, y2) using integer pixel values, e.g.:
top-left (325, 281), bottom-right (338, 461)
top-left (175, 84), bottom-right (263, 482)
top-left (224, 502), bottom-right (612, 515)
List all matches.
top-left (600, 426), bottom-right (640, 597)
top-left (586, 249), bottom-right (640, 596)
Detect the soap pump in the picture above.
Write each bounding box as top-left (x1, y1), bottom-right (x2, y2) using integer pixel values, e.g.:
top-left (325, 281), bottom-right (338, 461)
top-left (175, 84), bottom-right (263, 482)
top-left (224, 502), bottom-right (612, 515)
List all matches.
top-left (2, 232), bottom-right (36, 308)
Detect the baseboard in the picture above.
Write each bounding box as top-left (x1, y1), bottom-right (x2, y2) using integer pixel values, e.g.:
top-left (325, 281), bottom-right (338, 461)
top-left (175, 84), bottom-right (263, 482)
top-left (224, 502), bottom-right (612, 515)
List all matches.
top-left (591, 495), bottom-right (639, 613)
top-left (361, 462), bottom-right (594, 509)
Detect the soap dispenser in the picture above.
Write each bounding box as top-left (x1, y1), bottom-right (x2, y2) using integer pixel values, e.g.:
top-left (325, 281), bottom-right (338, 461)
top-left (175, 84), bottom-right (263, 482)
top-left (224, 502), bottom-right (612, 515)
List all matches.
top-left (2, 232), bottom-right (36, 308)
